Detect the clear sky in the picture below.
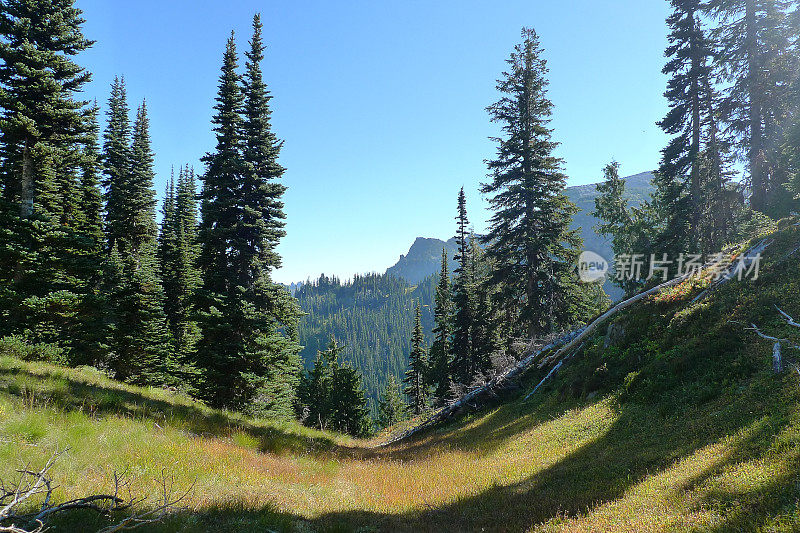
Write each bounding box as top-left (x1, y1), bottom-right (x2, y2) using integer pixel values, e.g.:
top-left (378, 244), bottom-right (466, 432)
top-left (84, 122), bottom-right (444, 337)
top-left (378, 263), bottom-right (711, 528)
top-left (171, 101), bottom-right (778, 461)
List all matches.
top-left (75, 0), bottom-right (672, 284)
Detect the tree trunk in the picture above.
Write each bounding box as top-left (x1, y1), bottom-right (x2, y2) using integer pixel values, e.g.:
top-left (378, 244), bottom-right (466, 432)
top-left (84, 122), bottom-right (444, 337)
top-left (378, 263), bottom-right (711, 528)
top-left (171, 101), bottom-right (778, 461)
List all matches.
top-left (746, 0), bottom-right (766, 212)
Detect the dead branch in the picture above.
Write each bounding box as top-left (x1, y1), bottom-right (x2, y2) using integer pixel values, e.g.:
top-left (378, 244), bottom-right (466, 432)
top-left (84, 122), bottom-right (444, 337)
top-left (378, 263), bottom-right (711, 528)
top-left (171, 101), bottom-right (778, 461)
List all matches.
top-left (384, 239), bottom-right (773, 445)
top-left (0, 453), bottom-right (191, 533)
top-left (776, 306), bottom-right (800, 328)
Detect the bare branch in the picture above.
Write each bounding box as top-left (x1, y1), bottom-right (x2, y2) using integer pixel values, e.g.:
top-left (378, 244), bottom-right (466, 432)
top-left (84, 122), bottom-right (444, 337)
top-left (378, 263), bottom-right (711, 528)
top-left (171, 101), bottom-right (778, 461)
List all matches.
top-left (0, 454), bottom-right (191, 533)
top-left (776, 306), bottom-right (800, 328)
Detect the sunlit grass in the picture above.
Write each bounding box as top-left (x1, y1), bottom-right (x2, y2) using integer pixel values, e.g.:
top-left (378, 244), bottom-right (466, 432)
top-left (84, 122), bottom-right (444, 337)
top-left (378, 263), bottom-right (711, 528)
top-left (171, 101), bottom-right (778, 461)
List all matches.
top-left (1, 223), bottom-right (799, 531)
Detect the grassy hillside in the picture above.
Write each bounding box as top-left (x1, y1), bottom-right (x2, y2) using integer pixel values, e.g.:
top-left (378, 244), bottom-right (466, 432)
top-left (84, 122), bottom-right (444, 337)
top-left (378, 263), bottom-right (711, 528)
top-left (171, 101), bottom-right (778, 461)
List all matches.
top-left (2, 222), bottom-right (800, 532)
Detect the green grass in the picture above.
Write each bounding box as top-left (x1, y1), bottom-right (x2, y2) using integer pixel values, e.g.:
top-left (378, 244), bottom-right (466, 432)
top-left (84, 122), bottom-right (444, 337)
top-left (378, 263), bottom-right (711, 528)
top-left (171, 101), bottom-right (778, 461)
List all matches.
top-left (2, 222), bottom-right (800, 532)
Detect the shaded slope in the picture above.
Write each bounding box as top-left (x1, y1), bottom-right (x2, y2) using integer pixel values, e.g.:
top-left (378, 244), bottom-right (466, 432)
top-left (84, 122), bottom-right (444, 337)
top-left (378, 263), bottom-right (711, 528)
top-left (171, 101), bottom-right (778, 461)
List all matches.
top-left (1, 221), bottom-right (799, 532)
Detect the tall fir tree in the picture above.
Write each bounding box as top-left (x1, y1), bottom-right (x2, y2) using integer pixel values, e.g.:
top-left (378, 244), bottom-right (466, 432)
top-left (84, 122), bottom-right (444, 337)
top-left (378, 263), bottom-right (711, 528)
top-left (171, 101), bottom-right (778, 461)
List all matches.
top-left (0, 0), bottom-right (103, 354)
top-left (655, 0), bottom-right (716, 256)
top-left (240, 14), bottom-right (302, 417)
top-left (481, 28), bottom-right (584, 339)
top-left (428, 248), bottom-right (453, 402)
top-left (403, 303), bottom-right (427, 415)
top-left (196, 33), bottom-right (248, 406)
top-left (70, 103), bottom-right (107, 364)
top-left (102, 77), bottom-right (133, 254)
top-left (197, 27), bottom-right (300, 416)
top-left (450, 188), bottom-right (476, 386)
top-left (167, 166), bottom-right (201, 380)
top-left (101, 96), bottom-right (169, 384)
top-left (708, 0), bottom-right (798, 215)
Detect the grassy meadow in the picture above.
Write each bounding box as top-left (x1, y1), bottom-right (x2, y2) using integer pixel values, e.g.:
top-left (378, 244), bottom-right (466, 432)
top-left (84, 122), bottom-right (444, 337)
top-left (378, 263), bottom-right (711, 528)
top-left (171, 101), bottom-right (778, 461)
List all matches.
top-left (2, 222), bottom-right (800, 532)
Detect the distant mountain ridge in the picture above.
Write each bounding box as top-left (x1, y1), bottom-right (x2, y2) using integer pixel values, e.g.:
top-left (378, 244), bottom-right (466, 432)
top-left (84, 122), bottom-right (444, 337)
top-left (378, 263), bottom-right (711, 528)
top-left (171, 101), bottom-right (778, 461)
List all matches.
top-left (385, 237), bottom-right (459, 284)
top-left (384, 171), bottom-right (655, 299)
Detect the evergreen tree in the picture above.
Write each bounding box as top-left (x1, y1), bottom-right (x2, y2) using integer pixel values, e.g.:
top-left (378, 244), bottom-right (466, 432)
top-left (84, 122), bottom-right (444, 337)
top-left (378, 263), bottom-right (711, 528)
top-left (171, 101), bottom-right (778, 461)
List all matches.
top-left (468, 234), bottom-right (500, 371)
top-left (196, 29), bottom-right (301, 416)
top-left (481, 28), bottom-right (583, 338)
top-left (403, 303), bottom-right (427, 415)
top-left (102, 77), bottom-right (133, 254)
top-left (428, 248), bottom-right (453, 402)
top-left (450, 188), bottom-right (476, 386)
top-left (242, 13), bottom-right (287, 271)
top-left (655, 0), bottom-right (717, 256)
top-left (102, 100), bottom-right (169, 384)
top-left (377, 375), bottom-right (408, 429)
top-left (162, 166), bottom-right (201, 381)
top-left (294, 271), bottom-right (436, 413)
top-left (593, 162), bottom-right (646, 295)
top-left (0, 0), bottom-right (102, 354)
top-left (240, 14), bottom-right (302, 417)
top-left (708, 0), bottom-right (798, 214)
top-left (296, 339), bottom-right (371, 437)
top-left (71, 104), bottom-right (107, 364)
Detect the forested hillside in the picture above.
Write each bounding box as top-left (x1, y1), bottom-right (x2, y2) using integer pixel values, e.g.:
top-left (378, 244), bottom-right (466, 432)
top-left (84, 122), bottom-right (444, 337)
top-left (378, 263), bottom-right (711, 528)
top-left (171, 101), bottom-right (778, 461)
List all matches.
top-left (295, 273), bottom-right (436, 412)
top-left (382, 172), bottom-right (654, 297)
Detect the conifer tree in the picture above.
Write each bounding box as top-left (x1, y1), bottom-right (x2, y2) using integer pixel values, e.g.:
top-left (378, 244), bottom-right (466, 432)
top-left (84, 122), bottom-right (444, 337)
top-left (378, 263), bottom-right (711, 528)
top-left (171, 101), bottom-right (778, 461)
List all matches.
top-left (78, 105), bottom-right (105, 248)
top-left (71, 104), bottom-right (107, 364)
top-left (102, 77), bottom-right (133, 254)
top-left (242, 13), bottom-right (287, 271)
top-left (450, 188), bottom-right (476, 386)
top-left (296, 339), bottom-right (371, 437)
top-left (708, 0), bottom-right (797, 214)
top-left (161, 166), bottom-right (201, 380)
top-left (404, 303), bottom-right (427, 415)
top-left (377, 376), bottom-right (408, 429)
top-left (101, 95), bottom-right (169, 384)
top-left (428, 248), bottom-right (453, 402)
top-left (481, 28), bottom-right (583, 338)
top-left (655, 0), bottom-right (716, 256)
top-left (0, 0), bottom-right (102, 353)
top-left (196, 29), bottom-right (301, 416)
top-left (468, 235), bottom-right (499, 371)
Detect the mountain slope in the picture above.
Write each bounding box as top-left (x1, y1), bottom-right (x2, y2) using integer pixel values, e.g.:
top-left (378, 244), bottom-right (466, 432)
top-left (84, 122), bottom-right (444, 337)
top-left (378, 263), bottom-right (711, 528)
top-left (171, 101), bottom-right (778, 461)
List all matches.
top-left (3, 220), bottom-right (799, 532)
top-left (385, 237), bottom-right (459, 284)
top-left (384, 171), bottom-right (654, 299)
top-left (294, 273), bottom-right (437, 413)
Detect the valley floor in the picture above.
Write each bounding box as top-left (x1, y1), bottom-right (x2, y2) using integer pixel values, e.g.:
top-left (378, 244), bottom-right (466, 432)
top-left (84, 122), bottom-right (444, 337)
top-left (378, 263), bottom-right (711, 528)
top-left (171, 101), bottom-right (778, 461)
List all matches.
top-left (1, 354), bottom-right (798, 533)
top-left (2, 224), bottom-right (800, 532)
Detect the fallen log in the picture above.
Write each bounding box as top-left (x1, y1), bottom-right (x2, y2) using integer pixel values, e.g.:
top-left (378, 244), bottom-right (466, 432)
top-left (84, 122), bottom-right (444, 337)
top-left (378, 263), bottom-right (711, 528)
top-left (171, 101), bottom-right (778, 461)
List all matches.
top-left (384, 239), bottom-right (773, 445)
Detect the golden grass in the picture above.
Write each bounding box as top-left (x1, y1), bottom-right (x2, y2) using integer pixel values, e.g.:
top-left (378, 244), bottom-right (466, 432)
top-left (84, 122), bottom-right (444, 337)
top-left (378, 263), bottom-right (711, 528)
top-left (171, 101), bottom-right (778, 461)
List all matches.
top-left (1, 223), bottom-right (798, 532)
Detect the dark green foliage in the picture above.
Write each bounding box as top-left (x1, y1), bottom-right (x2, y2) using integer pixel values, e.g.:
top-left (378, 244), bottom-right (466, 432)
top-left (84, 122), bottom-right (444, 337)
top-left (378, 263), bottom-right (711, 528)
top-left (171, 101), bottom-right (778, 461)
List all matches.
top-left (655, 0), bottom-right (742, 257)
top-left (296, 339), bottom-right (371, 437)
top-left (427, 249), bottom-right (453, 402)
top-left (376, 375), bottom-right (408, 429)
top-left (242, 13), bottom-right (286, 272)
top-left (295, 272), bottom-right (436, 415)
top-left (403, 303), bottom-right (428, 415)
top-left (450, 188), bottom-right (477, 386)
top-left (158, 166), bottom-right (201, 387)
top-left (0, 0), bottom-right (103, 359)
top-left (481, 28), bottom-right (587, 339)
top-left (101, 98), bottom-right (169, 385)
top-left (104, 243), bottom-right (169, 385)
top-left (102, 77), bottom-right (134, 254)
top-left (708, 0), bottom-right (798, 216)
top-left (196, 28), bottom-right (301, 417)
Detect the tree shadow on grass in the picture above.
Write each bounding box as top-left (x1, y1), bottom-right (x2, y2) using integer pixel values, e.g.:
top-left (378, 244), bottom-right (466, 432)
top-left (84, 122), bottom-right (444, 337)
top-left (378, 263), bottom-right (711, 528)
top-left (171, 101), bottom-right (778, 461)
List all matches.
top-left (314, 392), bottom-right (796, 532)
top-left (0, 365), bottom-right (340, 456)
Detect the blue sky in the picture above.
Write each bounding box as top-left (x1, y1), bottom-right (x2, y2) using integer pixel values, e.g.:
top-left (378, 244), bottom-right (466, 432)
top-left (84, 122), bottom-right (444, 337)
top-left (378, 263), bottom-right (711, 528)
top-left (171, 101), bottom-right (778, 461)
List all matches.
top-left (76, 0), bottom-right (672, 284)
